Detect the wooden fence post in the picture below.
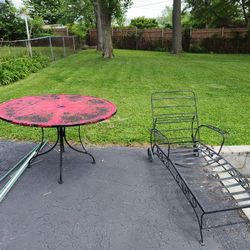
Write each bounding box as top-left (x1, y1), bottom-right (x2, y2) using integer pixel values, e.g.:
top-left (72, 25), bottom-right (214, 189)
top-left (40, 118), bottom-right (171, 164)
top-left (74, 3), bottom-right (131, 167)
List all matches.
top-left (89, 29), bottom-right (91, 45)
top-left (221, 27), bottom-right (224, 38)
top-left (162, 28), bottom-right (164, 47)
top-left (135, 27), bottom-right (138, 50)
top-left (72, 36), bottom-right (76, 52)
top-left (62, 37), bottom-right (66, 57)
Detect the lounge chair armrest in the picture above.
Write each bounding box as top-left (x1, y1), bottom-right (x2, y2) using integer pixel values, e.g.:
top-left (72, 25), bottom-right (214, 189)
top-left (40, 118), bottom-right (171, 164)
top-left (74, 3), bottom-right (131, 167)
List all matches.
top-left (194, 124), bottom-right (228, 154)
top-left (201, 124), bottom-right (228, 136)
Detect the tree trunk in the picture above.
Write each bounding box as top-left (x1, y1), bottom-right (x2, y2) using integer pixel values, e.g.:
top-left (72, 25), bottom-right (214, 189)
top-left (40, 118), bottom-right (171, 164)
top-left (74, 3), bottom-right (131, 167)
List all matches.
top-left (172, 0), bottom-right (183, 54)
top-left (93, 0), bottom-right (103, 51)
top-left (99, 1), bottom-right (114, 58)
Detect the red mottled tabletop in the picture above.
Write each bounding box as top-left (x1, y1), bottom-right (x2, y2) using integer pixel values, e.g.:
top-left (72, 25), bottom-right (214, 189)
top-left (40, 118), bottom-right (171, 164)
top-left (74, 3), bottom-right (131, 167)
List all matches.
top-left (0, 94), bottom-right (117, 128)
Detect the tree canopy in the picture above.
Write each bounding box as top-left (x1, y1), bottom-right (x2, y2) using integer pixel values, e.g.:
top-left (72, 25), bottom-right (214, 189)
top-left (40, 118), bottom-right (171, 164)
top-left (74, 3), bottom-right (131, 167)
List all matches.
top-left (58, 0), bottom-right (95, 26)
top-left (24, 0), bottom-right (63, 24)
top-left (185, 0), bottom-right (250, 27)
top-left (0, 0), bottom-right (26, 40)
top-left (157, 6), bottom-right (173, 28)
top-left (23, 0), bottom-right (130, 27)
top-left (235, 0), bottom-right (250, 26)
top-left (99, 0), bottom-right (132, 19)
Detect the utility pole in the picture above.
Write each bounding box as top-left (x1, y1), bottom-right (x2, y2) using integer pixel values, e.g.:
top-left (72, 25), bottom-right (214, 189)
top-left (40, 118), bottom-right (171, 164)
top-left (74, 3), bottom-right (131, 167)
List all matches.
top-left (21, 9), bottom-right (32, 57)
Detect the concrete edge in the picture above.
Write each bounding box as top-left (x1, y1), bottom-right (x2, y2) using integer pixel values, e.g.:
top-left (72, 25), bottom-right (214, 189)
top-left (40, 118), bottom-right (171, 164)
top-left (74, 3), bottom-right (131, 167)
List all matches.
top-left (212, 145), bottom-right (250, 154)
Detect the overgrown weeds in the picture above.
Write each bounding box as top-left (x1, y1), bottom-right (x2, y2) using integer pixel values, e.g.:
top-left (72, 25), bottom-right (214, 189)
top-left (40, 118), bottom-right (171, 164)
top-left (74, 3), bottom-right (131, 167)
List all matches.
top-left (0, 54), bottom-right (49, 86)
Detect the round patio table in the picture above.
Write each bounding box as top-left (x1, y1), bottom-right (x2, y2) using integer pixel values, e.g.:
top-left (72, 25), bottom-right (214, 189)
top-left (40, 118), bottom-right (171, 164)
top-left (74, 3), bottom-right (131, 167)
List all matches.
top-left (0, 94), bottom-right (117, 183)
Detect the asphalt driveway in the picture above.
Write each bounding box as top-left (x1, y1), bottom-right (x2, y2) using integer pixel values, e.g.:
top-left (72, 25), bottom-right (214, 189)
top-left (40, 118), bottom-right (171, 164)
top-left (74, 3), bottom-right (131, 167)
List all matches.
top-left (0, 141), bottom-right (249, 250)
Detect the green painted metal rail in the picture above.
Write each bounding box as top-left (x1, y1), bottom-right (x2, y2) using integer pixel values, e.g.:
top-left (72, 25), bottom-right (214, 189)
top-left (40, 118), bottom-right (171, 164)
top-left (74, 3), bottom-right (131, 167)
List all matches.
top-left (0, 141), bottom-right (47, 202)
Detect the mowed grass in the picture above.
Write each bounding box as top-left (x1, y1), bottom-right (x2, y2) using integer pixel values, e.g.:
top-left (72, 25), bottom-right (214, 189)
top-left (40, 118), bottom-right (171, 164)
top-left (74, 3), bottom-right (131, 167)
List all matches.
top-left (0, 49), bottom-right (250, 146)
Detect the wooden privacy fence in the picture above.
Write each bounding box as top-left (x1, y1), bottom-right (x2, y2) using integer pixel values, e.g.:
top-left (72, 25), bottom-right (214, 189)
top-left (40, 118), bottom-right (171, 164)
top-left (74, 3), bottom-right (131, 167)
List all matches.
top-left (190, 27), bottom-right (249, 40)
top-left (88, 28), bottom-right (172, 50)
top-left (87, 27), bottom-right (250, 53)
top-left (51, 27), bottom-right (69, 37)
top-left (191, 27), bottom-right (250, 53)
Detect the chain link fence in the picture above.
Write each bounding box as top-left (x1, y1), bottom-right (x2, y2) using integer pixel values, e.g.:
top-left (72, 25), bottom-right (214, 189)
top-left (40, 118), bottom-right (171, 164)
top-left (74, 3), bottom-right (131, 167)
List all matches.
top-left (0, 36), bottom-right (83, 60)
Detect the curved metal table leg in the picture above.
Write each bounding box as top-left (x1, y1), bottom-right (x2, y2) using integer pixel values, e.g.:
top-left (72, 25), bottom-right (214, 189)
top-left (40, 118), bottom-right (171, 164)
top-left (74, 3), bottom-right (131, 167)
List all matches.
top-left (29, 126), bottom-right (96, 184)
top-left (28, 128), bottom-right (59, 168)
top-left (58, 127), bottom-right (64, 184)
top-left (36, 128), bottom-right (60, 157)
top-left (58, 126), bottom-right (95, 183)
top-left (63, 126), bottom-right (96, 164)
top-left (198, 213), bottom-right (205, 246)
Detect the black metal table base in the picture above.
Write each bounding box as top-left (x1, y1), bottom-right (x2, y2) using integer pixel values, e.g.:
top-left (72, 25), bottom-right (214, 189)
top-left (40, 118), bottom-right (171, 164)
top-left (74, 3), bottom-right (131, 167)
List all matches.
top-left (29, 126), bottom-right (95, 184)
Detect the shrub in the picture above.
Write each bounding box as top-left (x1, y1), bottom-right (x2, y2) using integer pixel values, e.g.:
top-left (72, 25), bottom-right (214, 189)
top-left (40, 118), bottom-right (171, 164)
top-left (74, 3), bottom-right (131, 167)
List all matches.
top-left (129, 17), bottom-right (159, 29)
top-left (245, 29), bottom-right (250, 39)
top-left (68, 22), bottom-right (87, 39)
top-left (189, 44), bottom-right (205, 53)
top-left (199, 35), bottom-right (250, 53)
top-left (0, 54), bottom-right (49, 86)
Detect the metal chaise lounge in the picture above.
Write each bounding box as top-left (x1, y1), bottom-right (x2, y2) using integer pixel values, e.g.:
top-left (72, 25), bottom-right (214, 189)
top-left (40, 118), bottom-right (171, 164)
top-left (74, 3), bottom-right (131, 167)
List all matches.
top-left (147, 90), bottom-right (250, 245)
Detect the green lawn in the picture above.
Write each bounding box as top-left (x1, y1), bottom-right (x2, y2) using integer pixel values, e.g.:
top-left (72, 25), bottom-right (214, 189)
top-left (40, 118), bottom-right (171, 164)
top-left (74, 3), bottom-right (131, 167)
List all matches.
top-left (0, 49), bottom-right (250, 146)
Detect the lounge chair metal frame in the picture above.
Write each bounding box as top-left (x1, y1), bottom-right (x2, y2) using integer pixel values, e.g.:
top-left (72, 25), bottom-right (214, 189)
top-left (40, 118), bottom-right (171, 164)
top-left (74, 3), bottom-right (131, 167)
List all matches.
top-left (147, 90), bottom-right (250, 245)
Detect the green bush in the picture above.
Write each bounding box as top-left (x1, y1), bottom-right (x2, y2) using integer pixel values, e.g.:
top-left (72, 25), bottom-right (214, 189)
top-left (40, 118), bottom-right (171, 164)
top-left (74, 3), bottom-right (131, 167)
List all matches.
top-left (200, 36), bottom-right (250, 53)
top-left (189, 44), bottom-right (205, 53)
top-left (129, 17), bottom-right (159, 29)
top-left (68, 22), bottom-right (87, 39)
top-left (0, 54), bottom-right (49, 86)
